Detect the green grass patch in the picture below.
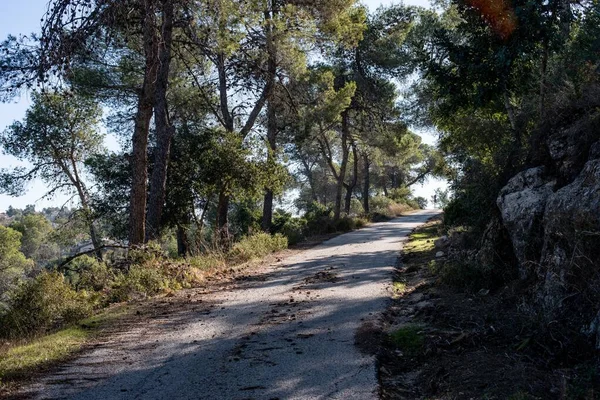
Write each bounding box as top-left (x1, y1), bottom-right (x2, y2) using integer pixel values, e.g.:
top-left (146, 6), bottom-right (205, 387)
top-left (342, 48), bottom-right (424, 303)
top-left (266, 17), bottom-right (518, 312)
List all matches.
top-left (401, 221), bottom-right (441, 270)
top-left (404, 224), bottom-right (440, 253)
top-left (389, 324), bottom-right (425, 354)
top-left (0, 328), bottom-right (88, 381)
top-left (0, 304), bottom-right (132, 384)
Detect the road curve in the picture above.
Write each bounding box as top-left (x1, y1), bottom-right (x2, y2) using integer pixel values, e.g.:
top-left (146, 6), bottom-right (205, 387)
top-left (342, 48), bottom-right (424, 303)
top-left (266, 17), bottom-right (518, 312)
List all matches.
top-left (27, 209), bottom-right (440, 400)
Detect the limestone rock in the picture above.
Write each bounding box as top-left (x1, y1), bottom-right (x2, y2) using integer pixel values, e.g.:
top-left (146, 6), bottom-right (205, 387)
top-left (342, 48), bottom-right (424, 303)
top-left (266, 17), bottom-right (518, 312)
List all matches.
top-left (497, 167), bottom-right (555, 277)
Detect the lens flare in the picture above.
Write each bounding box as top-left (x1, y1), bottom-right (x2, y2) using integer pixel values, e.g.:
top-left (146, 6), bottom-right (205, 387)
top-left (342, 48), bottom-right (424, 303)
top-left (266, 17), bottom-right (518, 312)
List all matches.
top-left (466, 0), bottom-right (517, 39)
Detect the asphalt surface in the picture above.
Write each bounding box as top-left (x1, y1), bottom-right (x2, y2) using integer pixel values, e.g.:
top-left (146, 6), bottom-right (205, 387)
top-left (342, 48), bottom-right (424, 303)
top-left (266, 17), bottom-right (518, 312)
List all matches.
top-left (27, 210), bottom-right (439, 400)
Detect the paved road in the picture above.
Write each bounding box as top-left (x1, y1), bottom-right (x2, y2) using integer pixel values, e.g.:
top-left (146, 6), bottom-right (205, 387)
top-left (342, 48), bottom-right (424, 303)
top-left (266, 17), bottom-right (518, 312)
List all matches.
top-left (27, 210), bottom-right (439, 400)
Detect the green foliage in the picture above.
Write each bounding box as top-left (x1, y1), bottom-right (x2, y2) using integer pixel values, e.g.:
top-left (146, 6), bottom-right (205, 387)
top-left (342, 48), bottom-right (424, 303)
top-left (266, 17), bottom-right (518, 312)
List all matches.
top-left (432, 188), bottom-right (451, 209)
top-left (9, 213), bottom-right (58, 265)
top-left (304, 202), bottom-right (336, 235)
top-left (0, 272), bottom-right (92, 339)
top-left (414, 196), bottom-right (428, 209)
top-left (111, 266), bottom-right (168, 302)
top-left (335, 217), bottom-right (358, 233)
top-left (0, 225), bottom-right (33, 302)
top-left (74, 256), bottom-right (115, 292)
top-left (0, 92), bottom-right (103, 196)
top-left (272, 211), bottom-right (308, 245)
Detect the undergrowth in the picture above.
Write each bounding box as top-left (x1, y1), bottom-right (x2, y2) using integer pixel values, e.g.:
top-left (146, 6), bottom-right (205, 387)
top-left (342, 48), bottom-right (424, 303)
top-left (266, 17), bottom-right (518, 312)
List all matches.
top-left (0, 232), bottom-right (289, 383)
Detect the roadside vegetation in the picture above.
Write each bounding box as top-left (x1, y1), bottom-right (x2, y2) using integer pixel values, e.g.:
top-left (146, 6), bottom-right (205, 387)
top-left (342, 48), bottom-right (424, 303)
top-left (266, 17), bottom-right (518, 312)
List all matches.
top-left (380, 217), bottom-right (599, 399)
top-left (0, 197), bottom-right (416, 390)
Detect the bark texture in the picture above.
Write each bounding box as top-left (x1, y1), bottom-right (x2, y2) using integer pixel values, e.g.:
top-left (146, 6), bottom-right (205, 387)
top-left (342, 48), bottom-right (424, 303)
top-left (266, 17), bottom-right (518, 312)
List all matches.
top-left (129, 0), bottom-right (158, 245)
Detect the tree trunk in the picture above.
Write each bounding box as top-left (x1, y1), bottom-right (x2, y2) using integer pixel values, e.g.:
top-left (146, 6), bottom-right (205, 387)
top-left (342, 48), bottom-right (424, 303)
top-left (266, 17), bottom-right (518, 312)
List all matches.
top-left (176, 224), bottom-right (189, 257)
top-left (146, 0), bottom-right (175, 242)
top-left (129, 0), bottom-right (158, 246)
top-left (362, 153), bottom-right (370, 214)
top-left (262, 189), bottom-right (274, 232)
top-left (216, 190), bottom-right (230, 246)
top-left (261, 5), bottom-right (278, 232)
top-left (261, 110), bottom-right (277, 231)
top-left (343, 142), bottom-right (359, 214)
top-left (334, 111), bottom-right (350, 221)
top-left (66, 153), bottom-right (102, 261)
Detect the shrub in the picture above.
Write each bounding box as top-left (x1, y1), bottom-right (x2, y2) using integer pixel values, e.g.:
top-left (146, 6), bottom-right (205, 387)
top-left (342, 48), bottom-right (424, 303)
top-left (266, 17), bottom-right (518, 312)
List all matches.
top-left (354, 217), bottom-right (369, 229)
top-left (335, 217), bottom-right (356, 232)
top-left (188, 253), bottom-right (227, 272)
top-left (110, 265), bottom-right (169, 302)
top-left (72, 256), bottom-right (115, 292)
top-left (278, 217), bottom-right (307, 245)
top-left (304, 202), bottom-right (335, 235)
top-left (370, 196), bottom-right (413, 219)
top-left (272, 210), bottom-right (307, 245)
top-left (0, 272), bottom-right (92, 339)
top-left (229, 233), bottom-right (288, 263)
top-left (127, 242), bottom-right (165, 265)
top-left (388, 202), bottom-right (412, 217)
top-left (349, 198), bottom-right (364, 216)
top-left (388, 187), bottom-right (412, 203)
top-left (414, 196), bottom-right (428, 209)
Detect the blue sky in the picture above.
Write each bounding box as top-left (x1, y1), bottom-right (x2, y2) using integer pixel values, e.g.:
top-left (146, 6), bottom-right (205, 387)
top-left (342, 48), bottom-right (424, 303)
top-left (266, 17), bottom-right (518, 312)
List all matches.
top-left (0, 0), bottom-right (442, 212)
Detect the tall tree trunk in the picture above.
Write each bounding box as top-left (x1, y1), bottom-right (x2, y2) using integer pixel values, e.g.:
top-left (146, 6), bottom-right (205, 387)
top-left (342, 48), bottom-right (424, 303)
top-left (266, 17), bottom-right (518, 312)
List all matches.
top-left (261, 4), bottom-right (278, 232)
top-left (129, 0), bottom-right (158, 246)
top-left (362, 153), bottom-right (370, 214)
top-left (261, 103), bottom-right (277, 232)
top-left (146, 0), bottom-right (175, 242)
top-left (334, 111), bottom-right (350, 221)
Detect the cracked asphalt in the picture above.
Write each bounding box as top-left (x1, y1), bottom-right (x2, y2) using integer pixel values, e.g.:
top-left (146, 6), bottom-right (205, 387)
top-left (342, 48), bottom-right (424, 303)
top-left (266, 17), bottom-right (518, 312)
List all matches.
top-left (25, 210), bottom-right (439, 400)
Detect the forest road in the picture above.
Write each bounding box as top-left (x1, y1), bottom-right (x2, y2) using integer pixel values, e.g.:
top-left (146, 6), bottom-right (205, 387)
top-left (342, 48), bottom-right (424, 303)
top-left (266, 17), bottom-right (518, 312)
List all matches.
top-left (25, 209), bottom-right (440, 400)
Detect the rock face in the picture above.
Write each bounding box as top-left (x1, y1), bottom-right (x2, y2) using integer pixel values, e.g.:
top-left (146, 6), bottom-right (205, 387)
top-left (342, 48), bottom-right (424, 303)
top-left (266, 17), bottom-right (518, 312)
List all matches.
top-left (497, 167), bottom-right (555, 278)
top-left (498, 159), bottom-right (600, 345)
top-left (540, 160), bottom-right (600, 313)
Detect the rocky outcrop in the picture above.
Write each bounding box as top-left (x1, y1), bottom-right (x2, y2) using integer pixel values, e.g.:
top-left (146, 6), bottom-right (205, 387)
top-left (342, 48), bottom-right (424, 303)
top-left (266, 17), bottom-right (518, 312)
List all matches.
top-left (497, 167), bottom-right (555, 278)
top-left (540, 159), bottom-right (600, 313)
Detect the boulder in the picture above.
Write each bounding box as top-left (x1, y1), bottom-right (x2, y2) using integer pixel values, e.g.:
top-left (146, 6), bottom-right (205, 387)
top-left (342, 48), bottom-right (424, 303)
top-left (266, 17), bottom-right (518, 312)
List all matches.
top-left (497, 167), bottom-right (555, 278)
